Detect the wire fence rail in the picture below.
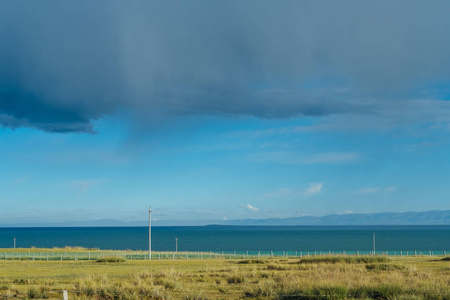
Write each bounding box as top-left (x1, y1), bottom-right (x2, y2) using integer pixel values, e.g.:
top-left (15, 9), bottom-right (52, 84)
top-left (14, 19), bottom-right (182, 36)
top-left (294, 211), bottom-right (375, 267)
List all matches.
top-left (1, 250), bottom-right (449, 261)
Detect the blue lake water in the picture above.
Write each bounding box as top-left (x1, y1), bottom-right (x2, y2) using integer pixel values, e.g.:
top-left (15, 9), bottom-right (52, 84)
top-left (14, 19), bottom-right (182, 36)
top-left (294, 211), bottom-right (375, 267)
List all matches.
top-left (0, 226), bottom-right (449, 252)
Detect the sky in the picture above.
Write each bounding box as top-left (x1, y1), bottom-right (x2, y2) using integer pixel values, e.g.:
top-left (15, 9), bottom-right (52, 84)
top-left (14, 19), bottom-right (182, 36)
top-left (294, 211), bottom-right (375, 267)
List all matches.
top-left (1, 1), bottom-right (450, 225)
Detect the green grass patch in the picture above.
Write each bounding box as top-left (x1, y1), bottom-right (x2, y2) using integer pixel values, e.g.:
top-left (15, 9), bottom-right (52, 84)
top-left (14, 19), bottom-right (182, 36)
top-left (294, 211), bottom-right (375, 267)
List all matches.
top-left (278, 284), bottom-right (418, 299)
top-left (297, 255), bottom-right (390, 264)
top-left (95, 256), bottom-right (127, 263)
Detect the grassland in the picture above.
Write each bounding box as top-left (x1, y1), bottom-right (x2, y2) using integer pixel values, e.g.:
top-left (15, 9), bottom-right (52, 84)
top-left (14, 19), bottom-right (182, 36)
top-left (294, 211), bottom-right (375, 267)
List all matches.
top-left (0, 249), bottom-right (449, 299)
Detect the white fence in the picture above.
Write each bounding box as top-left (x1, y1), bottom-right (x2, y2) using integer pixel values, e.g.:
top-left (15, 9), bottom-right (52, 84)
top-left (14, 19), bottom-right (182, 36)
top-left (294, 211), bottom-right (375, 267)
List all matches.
top-left (2, 250), bottom-right (449, 261)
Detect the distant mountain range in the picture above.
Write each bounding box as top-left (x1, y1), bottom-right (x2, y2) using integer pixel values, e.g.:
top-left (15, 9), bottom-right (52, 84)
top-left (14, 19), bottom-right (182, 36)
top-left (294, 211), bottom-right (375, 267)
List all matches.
top-left (1, 210), bottom-right (449, 227)
top-left (220, 210), bottom-right (450, 226)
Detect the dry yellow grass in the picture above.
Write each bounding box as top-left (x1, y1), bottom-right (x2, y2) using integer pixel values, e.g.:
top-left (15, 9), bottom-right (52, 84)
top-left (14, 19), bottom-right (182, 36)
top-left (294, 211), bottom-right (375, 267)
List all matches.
top-left (0, 252), bottom-right (449, 299)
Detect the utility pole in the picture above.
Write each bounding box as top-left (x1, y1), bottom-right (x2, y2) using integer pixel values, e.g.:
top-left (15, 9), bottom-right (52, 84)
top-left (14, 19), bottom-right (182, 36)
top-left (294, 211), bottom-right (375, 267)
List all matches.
top-left (14, 237), bottom-right (16, 249)
top-left (149, 207), bottom-right (152, 260)
top-left (373, 233), bottom-right (376, 254)
top-left (175, 237), bottom-right (178, 252)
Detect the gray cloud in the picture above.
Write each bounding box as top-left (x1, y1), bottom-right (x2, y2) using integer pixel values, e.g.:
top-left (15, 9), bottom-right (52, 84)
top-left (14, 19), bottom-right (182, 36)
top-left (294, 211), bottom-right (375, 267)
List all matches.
top-left (1, 1), bottom-right (450, 132)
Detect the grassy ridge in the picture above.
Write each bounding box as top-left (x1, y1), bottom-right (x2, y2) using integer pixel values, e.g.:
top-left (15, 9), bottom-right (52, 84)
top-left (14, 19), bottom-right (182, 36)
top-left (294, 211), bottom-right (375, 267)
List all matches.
top-left (296, 256), bottom-right (390, 264)
top-left (0, 254), bottom-right (449, 299)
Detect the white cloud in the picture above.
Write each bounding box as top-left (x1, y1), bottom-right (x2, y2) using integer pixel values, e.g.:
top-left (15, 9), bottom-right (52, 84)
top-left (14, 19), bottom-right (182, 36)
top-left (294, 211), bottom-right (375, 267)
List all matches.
top-left (297, 153), bottom-right (360, 164)
top-left (384, 186), bottom-right (396, 193)
top-left (358, 186), bottom-right (396, 194)
top-left (263, 182), bottom-right (324, 198)
top-left (338, 210), bottom-right (354, 214)
top-left (13, 176), bottom-right (29, 186)
top-left (262, 188), bottom-right (294, 198)
top-left (240, 204), bottom-right (259, 212)
top-left (69, 180), bottom-right (104, 193)
top-left (359, 187), bottom-right (380, 194)
top-left (250, 151), bottom-right (360, 165)
top-left (305, 182), bottom-right (323, 196)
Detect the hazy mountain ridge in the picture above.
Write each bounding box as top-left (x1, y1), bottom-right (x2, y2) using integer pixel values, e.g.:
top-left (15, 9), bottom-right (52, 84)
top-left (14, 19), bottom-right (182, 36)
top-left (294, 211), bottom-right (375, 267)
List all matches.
top-left (222, 210), bottom-right (450, 226)
top-left (1, 210), bottom-right (449, 227)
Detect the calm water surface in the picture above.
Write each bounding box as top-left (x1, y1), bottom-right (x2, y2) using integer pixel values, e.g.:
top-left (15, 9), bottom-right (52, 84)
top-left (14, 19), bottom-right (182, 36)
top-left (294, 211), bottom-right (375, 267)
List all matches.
top-left (0, 226), bottom-right (449, 251)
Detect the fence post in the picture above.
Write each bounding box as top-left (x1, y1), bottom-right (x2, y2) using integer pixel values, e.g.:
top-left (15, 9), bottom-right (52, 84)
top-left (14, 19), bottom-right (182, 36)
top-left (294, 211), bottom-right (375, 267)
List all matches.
top-left (63, 290), bottom-right (68, 300)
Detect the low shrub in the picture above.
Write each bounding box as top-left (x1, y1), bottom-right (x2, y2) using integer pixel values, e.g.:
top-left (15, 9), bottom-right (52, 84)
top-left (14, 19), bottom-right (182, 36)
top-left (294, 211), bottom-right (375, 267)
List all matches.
top-left (154, 278), bottom-right (178, 290)
top-left (0, 285), bottom-right (11, 291)
top-left (366, 264), bottom-right (405, 271)
top-left (227, 275), bottom-right (245, 284)
top-left (266, 264), bottom-right (287, 270)
top-left (27, 287), bottom-right (49, 299)
top-left (13, 278), bottom-right (35, 285)
top-left (278, 284), bottom-right (406, 299)
top-left (237, 259), bottom-right (265, 264)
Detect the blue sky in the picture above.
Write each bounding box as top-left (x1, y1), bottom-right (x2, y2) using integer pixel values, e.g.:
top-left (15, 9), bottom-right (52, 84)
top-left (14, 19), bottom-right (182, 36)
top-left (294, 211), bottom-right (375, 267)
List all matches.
top-left (1, 1), bottom-right (450, 224)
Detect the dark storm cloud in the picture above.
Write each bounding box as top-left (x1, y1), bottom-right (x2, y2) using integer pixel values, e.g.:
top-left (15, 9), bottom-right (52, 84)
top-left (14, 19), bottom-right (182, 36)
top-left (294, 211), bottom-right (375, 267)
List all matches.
top-left (1, 1), bottom-right (450, 132)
